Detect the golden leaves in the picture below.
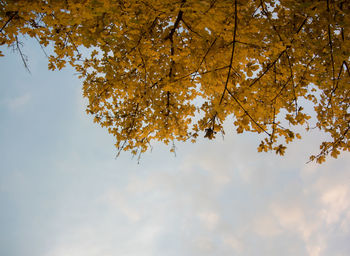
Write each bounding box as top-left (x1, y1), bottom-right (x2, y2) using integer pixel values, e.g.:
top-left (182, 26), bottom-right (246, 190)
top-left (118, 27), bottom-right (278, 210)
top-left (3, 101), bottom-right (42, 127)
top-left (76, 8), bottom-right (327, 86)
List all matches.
top-left (1, 0), bottom-right (349, 162)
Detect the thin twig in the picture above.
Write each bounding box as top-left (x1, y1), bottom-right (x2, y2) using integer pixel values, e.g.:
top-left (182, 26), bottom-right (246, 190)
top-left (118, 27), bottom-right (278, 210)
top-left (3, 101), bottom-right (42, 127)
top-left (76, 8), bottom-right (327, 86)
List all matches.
top-left (249, 49), bottom-right (286, 87)
top-left (226, 88), bottom-right (271, 136)
top-left (326, 60), bottom-right (346, 107)
top-left (190, 37), bottom-right (217, 82)
top-left (270, 75), bottom-right (292, 102)
top-left (15, 36), bottom-right (30, 73)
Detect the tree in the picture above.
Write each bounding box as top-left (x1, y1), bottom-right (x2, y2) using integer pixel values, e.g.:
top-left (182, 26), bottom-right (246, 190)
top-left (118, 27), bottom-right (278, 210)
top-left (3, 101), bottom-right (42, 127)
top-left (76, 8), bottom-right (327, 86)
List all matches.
top-left (1, 0), bottom-right (349, 163)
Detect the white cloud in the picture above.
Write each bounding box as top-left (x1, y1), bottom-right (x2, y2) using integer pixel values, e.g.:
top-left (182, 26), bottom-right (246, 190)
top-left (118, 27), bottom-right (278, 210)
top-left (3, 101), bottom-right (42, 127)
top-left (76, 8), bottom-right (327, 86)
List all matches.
top-left (194, 236), bottom-right (215, 252)
top-left (252, 213), bottom-right (282, 237)
top-left (5, 92), bottom-right (31, 110)
top-left (320, 185), bottom-right (350, 226)
top-left (271, 203), bottom-right (307, 235)
top-left (45, 223), bottom-right (162, 256)
top-left (307, 245), bottom-right (322, 256)
top-left (198, 211), bottom-right (219, 230)
top-left (223, 235), bottom-right (243, 253)
top-left (102, 189), bottom-right (141, 222)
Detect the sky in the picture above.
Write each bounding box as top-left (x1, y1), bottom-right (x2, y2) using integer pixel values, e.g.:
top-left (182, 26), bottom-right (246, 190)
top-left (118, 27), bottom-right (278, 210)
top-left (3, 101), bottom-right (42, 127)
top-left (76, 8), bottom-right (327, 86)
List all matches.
top-left (1, 39), bottom-right (350, 256)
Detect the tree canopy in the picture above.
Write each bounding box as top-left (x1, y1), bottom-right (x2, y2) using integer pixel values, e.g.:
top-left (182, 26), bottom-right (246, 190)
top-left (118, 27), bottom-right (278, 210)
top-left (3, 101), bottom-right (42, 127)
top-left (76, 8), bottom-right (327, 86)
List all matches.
top-left (1, 0), bottom-right (349, 163)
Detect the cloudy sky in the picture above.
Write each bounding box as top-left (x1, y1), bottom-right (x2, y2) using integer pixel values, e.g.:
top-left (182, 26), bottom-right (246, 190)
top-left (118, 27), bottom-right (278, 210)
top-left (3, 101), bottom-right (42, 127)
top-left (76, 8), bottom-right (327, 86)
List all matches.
top-left (1, 39), bottom-right (349, 256)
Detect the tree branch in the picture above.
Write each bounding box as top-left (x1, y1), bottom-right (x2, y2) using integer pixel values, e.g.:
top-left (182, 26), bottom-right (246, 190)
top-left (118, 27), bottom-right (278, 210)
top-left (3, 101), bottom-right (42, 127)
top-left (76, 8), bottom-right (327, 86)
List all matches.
top-left (14, 36), bottom-right (30, 73)
top-left (206, 0), bottom-right (238, 136)
top-left (249, 49), bottom-right (286, 88)
top-left (191, 37), bottom-right (217, 82)
top-left (0, 11), bottom-right (18, 33)
top-left (226, 88), bottom-right (271, 136)
top-left (219, 0), bottom-right (238, 105)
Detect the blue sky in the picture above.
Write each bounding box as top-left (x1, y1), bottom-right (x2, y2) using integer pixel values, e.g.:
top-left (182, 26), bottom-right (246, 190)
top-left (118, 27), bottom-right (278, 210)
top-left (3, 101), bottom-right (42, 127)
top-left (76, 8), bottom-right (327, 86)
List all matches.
top-left (1, 39), bottom-right (350, 256)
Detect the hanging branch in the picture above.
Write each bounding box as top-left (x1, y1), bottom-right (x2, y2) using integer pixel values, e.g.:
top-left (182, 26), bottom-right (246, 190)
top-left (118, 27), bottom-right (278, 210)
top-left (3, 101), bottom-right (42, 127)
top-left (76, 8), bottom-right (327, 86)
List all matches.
top-left (219, 0), bottom-right (238, 105)
top-left (14, 36), bottom-right (30, 73)
top-left (0, 11), bottom-right (18, 33)
top-left (190, 37), bottom-right (217, 82)
top-left (326, 60), bottom-right (346, 108)
top-left (248, 13), bottom-right (309, 88)
top-left (206, 0), bottom-right (238, 137)
top-left (226, 88), bottom-right (271, 136)
top-left (164, 0), bottom-right (186, 117)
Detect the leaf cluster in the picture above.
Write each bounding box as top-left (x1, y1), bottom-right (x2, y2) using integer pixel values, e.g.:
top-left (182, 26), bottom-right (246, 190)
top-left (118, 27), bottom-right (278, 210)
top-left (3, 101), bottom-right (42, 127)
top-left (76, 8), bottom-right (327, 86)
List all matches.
top-left (1, 0), bottom-right (349, 163)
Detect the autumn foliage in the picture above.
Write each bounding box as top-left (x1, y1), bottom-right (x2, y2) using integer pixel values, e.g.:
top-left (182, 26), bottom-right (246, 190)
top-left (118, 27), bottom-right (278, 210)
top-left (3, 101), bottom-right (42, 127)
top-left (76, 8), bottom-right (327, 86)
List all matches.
top-left (1, 0), bottom-right (349, 163)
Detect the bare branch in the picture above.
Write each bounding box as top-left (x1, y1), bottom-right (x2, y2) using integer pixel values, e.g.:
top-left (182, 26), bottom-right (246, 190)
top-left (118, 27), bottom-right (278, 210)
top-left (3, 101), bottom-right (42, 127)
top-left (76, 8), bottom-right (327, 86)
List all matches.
top-left (14, 36), bottom-right (30, 73)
